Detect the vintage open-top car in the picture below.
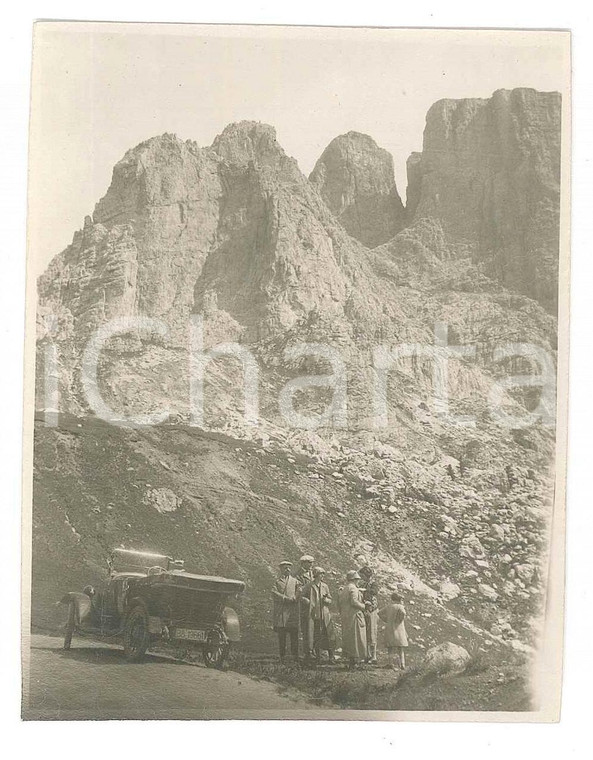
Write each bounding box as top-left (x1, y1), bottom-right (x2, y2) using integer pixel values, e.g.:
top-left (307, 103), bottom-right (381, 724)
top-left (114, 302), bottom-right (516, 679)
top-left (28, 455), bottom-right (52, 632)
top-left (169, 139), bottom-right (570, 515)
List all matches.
top-left (60, 548), bottom-right (245, 666)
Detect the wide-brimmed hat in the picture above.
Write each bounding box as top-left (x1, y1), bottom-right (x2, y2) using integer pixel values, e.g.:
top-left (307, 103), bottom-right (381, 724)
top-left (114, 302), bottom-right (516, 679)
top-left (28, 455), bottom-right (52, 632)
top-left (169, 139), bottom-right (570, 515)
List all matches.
top-left (279, 560), bottom-right (293, 567)
top-left (299, 554), bottom-right (314, 563)
top-left (347, 570), bottom-right (361, 581)
top-left (313, 566), bottom-right (326, 575)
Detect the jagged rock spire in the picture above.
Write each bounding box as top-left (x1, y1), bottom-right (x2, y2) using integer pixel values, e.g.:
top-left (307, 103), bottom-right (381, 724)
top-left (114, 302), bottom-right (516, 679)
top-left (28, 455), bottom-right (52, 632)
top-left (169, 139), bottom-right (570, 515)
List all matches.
top-left (310, 131), bottom-right (406, 248)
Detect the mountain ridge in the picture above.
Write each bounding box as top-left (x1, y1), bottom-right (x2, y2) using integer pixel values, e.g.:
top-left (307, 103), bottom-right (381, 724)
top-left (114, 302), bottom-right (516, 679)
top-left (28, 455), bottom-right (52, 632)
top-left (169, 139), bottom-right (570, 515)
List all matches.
top-left (33, 88), bottom-right (561, 672)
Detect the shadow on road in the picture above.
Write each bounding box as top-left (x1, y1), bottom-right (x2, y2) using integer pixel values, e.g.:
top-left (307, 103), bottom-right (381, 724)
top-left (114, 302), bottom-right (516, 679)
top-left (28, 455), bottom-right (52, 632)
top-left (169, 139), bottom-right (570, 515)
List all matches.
top-left (34, 644), bottom-right (194, 667)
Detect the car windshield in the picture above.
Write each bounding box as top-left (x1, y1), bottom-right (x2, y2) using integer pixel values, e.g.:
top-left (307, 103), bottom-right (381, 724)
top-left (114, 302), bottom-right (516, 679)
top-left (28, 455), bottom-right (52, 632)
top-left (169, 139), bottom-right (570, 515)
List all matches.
top-left (110, 549), bottom-right (170, 574)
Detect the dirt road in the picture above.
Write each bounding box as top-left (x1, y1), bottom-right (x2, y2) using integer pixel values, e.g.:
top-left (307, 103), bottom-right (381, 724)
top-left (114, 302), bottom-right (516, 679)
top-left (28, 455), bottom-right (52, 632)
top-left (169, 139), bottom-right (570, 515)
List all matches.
top-left (23, 635), bottom-right (321, 719)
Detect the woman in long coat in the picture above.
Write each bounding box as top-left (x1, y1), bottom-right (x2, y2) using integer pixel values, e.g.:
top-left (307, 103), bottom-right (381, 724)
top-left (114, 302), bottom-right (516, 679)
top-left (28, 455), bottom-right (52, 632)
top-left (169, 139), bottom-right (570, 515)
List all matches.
top-left (338, 570), bottom-right (367, 668)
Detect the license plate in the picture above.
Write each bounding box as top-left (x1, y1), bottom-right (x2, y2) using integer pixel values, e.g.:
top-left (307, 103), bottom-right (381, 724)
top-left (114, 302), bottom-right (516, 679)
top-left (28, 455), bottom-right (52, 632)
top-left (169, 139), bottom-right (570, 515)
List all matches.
top-left (174, 628), bottom-right (207, 642)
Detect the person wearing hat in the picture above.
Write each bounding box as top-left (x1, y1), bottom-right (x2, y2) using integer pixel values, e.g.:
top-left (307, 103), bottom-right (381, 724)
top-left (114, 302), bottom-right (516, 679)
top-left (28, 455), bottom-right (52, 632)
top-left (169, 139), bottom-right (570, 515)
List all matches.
top-left (358, 563), bottom-right (379, 663)
top-left (303, 567), bottom-right (336, 664)
top-left (378, 592), bottom-right (409, 670)
top-left (271, 560), bottom-right (300, 662)
top-left (296, 554), bottom-right (315, 661)
top-left (338, 570), bottom-right (367, 669)
top-left (362, 579), bottom-right (379, 665)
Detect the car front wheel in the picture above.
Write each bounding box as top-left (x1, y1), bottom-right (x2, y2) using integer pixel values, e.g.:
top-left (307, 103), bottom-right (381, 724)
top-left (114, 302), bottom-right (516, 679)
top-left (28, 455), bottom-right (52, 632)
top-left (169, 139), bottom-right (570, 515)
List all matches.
top-left (123, 605), bottom-right (150, 662)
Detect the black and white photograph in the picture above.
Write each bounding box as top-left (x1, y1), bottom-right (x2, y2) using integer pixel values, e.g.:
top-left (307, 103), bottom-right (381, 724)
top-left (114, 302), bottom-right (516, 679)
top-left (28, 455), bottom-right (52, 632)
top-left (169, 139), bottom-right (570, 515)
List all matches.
top-left (21, 22), bottom-right (570, 721)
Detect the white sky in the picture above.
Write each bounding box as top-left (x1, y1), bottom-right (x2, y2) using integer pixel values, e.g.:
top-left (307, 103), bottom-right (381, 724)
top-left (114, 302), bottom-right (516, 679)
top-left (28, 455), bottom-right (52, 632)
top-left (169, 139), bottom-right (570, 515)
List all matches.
top-left (28, 23), bottom-right (570, 274)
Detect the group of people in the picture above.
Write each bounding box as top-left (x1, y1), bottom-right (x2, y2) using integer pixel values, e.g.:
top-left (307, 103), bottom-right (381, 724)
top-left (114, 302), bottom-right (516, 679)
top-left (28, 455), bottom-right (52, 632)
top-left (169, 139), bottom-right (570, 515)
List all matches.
top-left (271, 555), bottom-right (408, 670)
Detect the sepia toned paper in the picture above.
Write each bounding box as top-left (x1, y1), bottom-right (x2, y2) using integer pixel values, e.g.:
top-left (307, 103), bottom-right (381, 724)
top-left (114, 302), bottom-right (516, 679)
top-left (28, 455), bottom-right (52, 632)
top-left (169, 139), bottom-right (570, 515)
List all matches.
top-left (22, 22), bottom-right (570, 721)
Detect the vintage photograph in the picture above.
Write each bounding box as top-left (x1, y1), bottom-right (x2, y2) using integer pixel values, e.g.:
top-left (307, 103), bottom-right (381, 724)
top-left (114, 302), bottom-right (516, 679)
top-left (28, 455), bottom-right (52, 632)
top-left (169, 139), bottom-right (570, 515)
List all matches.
top-left (22, 23), bottom-right (570, 720)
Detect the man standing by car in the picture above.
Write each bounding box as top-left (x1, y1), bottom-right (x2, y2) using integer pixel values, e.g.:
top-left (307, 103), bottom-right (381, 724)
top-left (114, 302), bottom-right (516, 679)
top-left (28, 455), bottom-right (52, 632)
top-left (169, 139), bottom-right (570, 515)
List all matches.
top-left (296, 554), bottom-right (315, 661)
top-left (338, 570), bottom-right (367, 670)
top-left (271, 560), bottom-right (300, 663)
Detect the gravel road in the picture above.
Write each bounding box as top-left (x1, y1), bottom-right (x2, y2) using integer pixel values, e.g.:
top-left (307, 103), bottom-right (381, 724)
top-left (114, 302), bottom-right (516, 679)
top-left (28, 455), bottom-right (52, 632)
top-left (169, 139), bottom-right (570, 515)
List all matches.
top-left (23, 634), bottom-right (320, 719)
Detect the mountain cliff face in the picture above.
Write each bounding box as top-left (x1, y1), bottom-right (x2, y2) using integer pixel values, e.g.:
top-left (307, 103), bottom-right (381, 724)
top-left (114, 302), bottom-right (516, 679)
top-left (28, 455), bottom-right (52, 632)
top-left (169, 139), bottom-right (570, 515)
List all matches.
top-left (34, 89), bottom-right (561, 655)
top-left (309, 131), bottom-right (406, 247)
top-left (196, 122), bottom-right (361, 341)
top-left (37, 123), bottom-right (362, 413)
top-left (41, 134), bottom-right (222, 343)
top-left (406, 88), bottom-right (561, 313)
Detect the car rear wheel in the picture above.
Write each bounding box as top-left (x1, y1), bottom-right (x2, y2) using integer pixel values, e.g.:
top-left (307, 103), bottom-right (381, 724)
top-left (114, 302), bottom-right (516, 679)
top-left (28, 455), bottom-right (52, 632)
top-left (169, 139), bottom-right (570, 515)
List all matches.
top-left (63, 602), bottom-right (76, 650)
top-left (203, 629), bottom-right (228, 669)
top-left (123, 605), bottom-right (150, 662)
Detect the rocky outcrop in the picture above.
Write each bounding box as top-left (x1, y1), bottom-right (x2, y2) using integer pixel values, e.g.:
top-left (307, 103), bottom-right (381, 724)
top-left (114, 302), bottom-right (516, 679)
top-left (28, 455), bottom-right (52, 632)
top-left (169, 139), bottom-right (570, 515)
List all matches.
top-left (421, 642), bottom-right (471, 675)
top-left (406, 88), bottom-right (561, 313)
top-left (310, 131), bottom-right (406, 247)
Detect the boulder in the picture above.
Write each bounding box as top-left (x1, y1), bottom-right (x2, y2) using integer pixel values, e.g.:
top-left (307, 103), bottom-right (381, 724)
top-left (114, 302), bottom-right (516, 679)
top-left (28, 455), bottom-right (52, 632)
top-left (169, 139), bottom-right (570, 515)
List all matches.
top-left (478, 583), bottom-right (499, 601)
top-left (440, 514), bottom-right (458, 535)
top-left (460, 534), bottom-right (486, 560)
top-left (421, 642), bottom-right (471, 676)
top-left (438, 579), bottom-right (462, 601)
top-left (515, 563), bottom-right (536, 584)
top-left (143, 487), bottom-right (180, 514)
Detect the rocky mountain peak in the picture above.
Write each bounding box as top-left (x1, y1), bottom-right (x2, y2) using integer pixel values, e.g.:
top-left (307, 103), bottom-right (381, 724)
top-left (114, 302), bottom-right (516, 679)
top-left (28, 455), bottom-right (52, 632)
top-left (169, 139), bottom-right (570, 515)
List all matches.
top-left (92, 132), bottom-right (208, 229)
top-left (123, 131), bottom-right (189, 157)
top-left (211, 121), bottom-right (287, 168)
top-left (310, 130), bottom-right (406, 248)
